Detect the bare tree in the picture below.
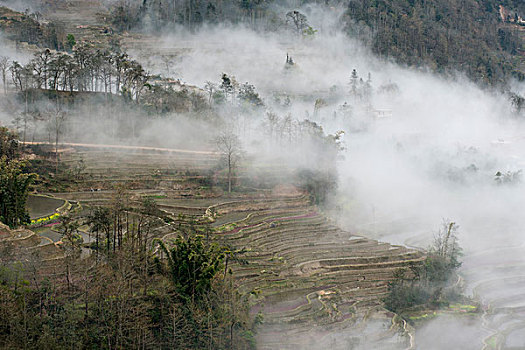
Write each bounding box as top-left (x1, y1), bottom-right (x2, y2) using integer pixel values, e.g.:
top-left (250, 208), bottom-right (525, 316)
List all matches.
top-left (264, 111), bottom-right (280, 142)
top-left (33, 49), bottom-right (52, 89)
top-left (216, 131), bottom-right (242, 193)
top-left (12, 112), bottom-right (32, 144)
top-left (432, 220), bottom-right (461, 265)
top-left (0, 56), bottom-right (9, 95)
top-left (204, 81), bottom-right (216, 104)
top-left (45, 109), bottom-right (66, 174)
top-left (286, 10), bottom-right (309, 35)
top-left (160, 55), bottom-right (174, 77)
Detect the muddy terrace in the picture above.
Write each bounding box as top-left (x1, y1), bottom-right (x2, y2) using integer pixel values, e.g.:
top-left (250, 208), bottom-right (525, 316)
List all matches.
top-left (3, 143), bottom-right (425, 349)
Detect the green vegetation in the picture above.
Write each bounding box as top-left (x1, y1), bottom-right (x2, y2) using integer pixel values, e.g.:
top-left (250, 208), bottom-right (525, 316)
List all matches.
top-left (295, 168), bottom-right (337, 205)
top-left (0, 225), bottom-right (255, 349)
top-left (0, 157), bottom-right (34, 227)
top-left (110, 0), bottom-right (278, 31)
top-left (0, 128), bottom-right (35, 228)
top-left (384, 221), bottom-right (464, 317)
top-left (106, 0), bottom-right (524, 86)
top-left (154, 235), bottom-right (225, 302)
top-left (66, 34), bottom-right (76, 51)
top-left (0, 126), bottom-right (19, 161)
top-left (344, 0), bottom-right (524, 85)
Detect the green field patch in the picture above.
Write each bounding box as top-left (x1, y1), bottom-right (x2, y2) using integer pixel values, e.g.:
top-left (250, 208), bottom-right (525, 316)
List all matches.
top-left (146, 194), bottom-right (168, 199)
top-left (448, 303), bottom-right (477, 312)
top-left (216, 222), bottom-right (239, 232)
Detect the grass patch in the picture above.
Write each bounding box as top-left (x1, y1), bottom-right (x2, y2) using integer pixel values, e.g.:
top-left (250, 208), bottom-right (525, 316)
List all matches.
top-left (216, 222), bottom-right (239, 232)
top-left (449, 303), bottom-right (478, 312)
top-left (146, 195), bottom-right (168, 199)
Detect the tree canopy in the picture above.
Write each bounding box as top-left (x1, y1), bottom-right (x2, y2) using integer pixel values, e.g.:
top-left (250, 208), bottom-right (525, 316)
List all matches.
top-left (0, 128), bottom-right (35, 228)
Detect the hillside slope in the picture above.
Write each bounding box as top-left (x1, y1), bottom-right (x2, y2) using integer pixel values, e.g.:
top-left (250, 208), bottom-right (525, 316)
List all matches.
top-left (1, 0), bottom-right (523, 87)
top-left (342, 0), bottom-right (524, 85)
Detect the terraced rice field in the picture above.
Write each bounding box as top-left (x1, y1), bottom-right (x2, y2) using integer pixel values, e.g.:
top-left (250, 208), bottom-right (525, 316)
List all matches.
top-left (27, 195), bottom-right (65, 219)
top-left (28, 145), bottom-right (426, 348)
top-left (462, 242), bottom-right (525, 350)
top-left (40, 0), bottom-right (112, 45)
top-left (217, 209), bottom-right (423, 348)
top-left (349, 208), bottom-right (525, 349)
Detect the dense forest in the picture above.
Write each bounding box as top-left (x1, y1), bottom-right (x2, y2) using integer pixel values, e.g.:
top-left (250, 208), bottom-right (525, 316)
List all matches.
top-left (107, 0), bottom-right (524, 86)
top-left (343, 0), bottom-right (524, 85)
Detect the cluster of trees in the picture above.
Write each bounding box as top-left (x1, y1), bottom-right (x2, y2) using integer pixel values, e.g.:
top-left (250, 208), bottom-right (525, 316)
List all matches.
top-left (263, 112), bottom-right (294, 143)
top-left (0, 127), bottom-right (35, 228)
top-left (86, 188), bottom-right (164, 257)
top-left (204, 74), bottom-right (264, 108)
top-left (211, 114), bottom-right (344, 199)
top-left (260, 114), bottom-right (343, 203)
top-left (263, 113), bottom-right (343, 153)
top-left (1, 44), bottom-right (214, 148)
top-left (0, 180), bottom-right (256, 348)
top-left (110, 0), bottom-right (280, 31)
top-left (343, 0), bottom-right (524, 85)
top-left (4, 44), bottom-right (148, 101)
top-left (494, 169), bottom-right (522, 185)
top-left (348, 69), bottom-right (372, 103)
top-left (384, 221), bottom-right (463, 314)
top-left (0, 228), bottom-right (256, 349)
top-left (109, 0), bottom-right (322, 35)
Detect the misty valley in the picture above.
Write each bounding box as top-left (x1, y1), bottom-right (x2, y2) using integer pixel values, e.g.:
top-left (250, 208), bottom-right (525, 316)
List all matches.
top-left (0, 0), bottom-right (524, 349)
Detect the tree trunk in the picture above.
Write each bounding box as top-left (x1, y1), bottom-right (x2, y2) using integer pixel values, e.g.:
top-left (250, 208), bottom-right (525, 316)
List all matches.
top-left (55, 126), bottom-right (59, 174)
top-left (228, 155), bottom-right (232, 193)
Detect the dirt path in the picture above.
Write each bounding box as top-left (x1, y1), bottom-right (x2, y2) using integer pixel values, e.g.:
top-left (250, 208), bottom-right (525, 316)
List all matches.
top-left (23, 141), bottom-right (218, 155)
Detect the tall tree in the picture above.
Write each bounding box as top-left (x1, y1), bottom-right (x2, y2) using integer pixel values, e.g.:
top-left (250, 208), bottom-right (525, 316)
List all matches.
top-left (0, 157), bottom-right (35, 228)
top-left (0, 127), bottom-right (19, 162)
top-left (0, 56), bottom-right (9, 95)
top-left (87, 206), bottom-right (112, 257)
top-left (154, 235), bottom-right (225, 303)
top-left (286, 10), bottom-right (309, 35)
top-left (216, 131), bottom-right (242, 193)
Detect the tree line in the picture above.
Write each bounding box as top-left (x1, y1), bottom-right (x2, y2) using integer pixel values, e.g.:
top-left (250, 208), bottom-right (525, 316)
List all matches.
top-left (110, 0), bottom-right (279, 32)
top-left (4, 44), bottom-right (149, 102)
